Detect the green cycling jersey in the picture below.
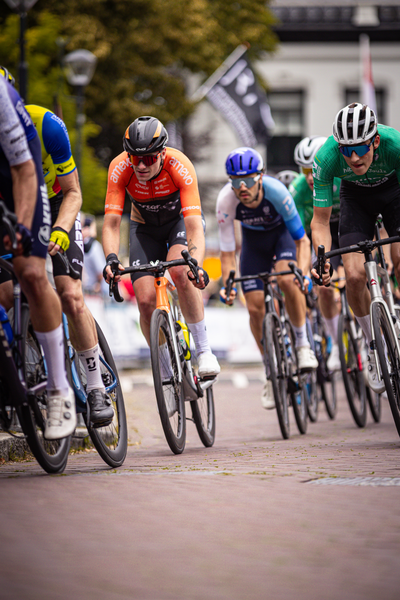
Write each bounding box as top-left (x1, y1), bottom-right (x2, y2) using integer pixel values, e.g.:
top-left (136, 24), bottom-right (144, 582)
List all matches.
top-left (313, 124), bottom-right (400, 208)
top-left (289, 173), bottom-right (341, 230)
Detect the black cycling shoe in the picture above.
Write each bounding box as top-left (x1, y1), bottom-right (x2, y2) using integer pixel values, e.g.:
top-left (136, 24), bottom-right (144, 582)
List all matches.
top-left (87, 389), bottom-right (114, 427)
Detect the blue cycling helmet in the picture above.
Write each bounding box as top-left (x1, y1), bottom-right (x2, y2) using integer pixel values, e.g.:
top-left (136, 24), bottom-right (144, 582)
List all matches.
top-left (225, 147), bottom-right (264, 177)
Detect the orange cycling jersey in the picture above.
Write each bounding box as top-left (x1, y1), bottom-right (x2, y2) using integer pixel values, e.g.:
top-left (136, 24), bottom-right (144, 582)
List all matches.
top-left (105, 147), bottom-right (202, 227)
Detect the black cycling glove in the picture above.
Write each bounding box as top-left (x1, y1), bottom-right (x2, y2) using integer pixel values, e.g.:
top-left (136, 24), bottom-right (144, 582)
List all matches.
top-left (103, 253), bottom-right (122, 281)
top-left (311, 260), bottom-right (333, 286)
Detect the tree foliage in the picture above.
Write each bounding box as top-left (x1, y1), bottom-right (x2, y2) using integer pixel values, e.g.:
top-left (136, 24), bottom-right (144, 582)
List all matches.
top-left (0, 1), bottom-right (278, 212)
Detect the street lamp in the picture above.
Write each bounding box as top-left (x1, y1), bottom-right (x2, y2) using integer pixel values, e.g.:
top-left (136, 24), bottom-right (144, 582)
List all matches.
top-left (3, 0), bottom-right (39, 101)
top-left (64, 49), bottom-right (97, 179)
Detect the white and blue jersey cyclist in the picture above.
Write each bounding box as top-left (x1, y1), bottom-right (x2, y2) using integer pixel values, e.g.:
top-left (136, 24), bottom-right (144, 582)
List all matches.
top-left (217, 147), bottom-right (318, 410)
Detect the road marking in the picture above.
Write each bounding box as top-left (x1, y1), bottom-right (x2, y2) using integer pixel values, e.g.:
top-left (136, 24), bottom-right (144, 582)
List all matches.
top-left (307, 477), bottom-right (400, 486)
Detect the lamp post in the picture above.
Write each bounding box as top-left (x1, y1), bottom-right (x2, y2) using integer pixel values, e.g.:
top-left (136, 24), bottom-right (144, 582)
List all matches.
top-left (3, 0), bottom-right (39, 102)
top-left (63, 49), bottom-right (97, 180)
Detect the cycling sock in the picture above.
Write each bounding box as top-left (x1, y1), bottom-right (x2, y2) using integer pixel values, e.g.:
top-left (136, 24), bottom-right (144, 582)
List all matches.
top-left (323, 314), bottom-right (339, 344)
top-left (187, 318), bottom-right (211, 355)
top-left (291, 323), bottom-right (310, 349)
top-left (35, 324), bottom-right (69, 393)
top-left (78, 344), bottom-right (105, 392)
top-left (355, 314), bottom-right (372, 346)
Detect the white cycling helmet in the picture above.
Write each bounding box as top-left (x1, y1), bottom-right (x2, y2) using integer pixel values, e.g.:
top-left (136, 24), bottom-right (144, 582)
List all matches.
top-left (294, 136), bottom-right (327, 168)
top-left (332, 103), bottom-right (377, 145)
top-left (275, 170), bottom-right (298, 188)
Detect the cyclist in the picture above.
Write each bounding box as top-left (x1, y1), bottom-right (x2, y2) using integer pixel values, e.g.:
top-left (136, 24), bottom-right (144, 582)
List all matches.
top-left (290, 136), bottom-right (342, 371)
top-left (102, 116), bottom-right (220, 377)
top-left (0, 67), bottom-right (113, 426)
top-left (0, 74), bottom-right (76, 440)
top-left (275, 170), bottom-right (298, 189)
top-left (217, 147), bottom-right (318, 409)
top-left (310, 102), bottom-right (400, 394)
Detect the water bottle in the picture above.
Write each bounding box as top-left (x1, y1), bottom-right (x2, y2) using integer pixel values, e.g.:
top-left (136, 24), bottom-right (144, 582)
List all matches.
top-left (0, 305), bottom-right (13, 346)
top-left (176, 320), bottom-right (191, 360)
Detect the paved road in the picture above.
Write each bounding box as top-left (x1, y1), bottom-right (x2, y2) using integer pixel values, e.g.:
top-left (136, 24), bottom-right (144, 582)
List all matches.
top-left (1, 366), bottom-right (400, 600)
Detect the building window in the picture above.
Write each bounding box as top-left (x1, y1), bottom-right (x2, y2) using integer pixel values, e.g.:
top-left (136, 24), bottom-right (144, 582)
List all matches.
top-left (267, 90), bottom-right (304, 172)
top-left (345, 88), bottom-right (386, 125)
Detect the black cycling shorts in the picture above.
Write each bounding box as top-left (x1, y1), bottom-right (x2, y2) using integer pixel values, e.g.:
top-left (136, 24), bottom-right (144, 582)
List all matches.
top-left (128, 214), bottom-right (205, 283)
top-left (50, 191), bottom-right (84, 280)
top-left (339, 173), bottom-right (400, 247)
top-left (240, 223), bottom-right (297, 294)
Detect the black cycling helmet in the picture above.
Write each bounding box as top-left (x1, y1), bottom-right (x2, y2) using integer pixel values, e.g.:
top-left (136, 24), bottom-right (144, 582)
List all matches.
top-left (123, 116), bottom-right (169, 155)
top-left (0, 66), bottom-right (15, 86)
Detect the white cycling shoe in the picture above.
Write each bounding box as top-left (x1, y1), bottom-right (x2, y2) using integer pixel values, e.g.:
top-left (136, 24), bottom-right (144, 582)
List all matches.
top-left (261, 380), bottom-right (275, 410)
top-left (45, 387), bottom-right (77, 440)
top-left (366, 353), bottom-right (386, 394)
top-left (297, 346), bottom-right (318, 372)
top-left (198, 352), bottom-right (220, 378)
top-left (327, 343), bottom-right (341, 372)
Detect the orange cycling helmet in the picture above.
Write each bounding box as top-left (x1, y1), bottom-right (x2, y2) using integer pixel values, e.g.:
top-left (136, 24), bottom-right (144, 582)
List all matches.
top-left (123, 116), bottom-right (168, 155)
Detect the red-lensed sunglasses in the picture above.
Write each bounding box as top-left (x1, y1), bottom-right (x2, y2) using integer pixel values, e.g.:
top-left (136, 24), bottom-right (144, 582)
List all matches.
top-left (129, 153), bottom-right (161, 167)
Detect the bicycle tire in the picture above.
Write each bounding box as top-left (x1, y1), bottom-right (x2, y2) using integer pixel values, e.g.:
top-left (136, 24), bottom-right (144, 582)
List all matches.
top-left (190, 385), bottom-right (216, 447)
top-left (18, 304), bottom-right (70, 474)
top-left (264, 312), bottom-right (290, 439)
top-left (304, 317), bottom-right (319, 422)
top-left (366, 387), bottom-right (381, 423)
top-left (78, 321), bottom-right (128, 467)
top-left (372, 303), bottom-right (400, 436)
top-left (150, 308), bottom-right (186, 454)
top-left (286, 320), bottom-right (308, 435)
top-left (338, 314), bottom-right (367, 427)
top-left (315, 321), bottom-right (338, 420)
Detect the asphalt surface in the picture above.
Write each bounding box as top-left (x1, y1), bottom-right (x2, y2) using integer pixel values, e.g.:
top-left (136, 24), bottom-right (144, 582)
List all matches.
top-left (0, 366), bottom-right (400, 600)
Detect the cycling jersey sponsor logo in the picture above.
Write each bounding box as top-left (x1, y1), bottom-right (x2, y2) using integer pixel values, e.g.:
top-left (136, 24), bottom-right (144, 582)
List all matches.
top-left (169, 157), bottom-right (193, 185)
top-left (280, 251), bottom-right (293, 257)
top-left (110, 157), bottom-right (131, 183)
top-left (181, 205), bottom-right (200, 212)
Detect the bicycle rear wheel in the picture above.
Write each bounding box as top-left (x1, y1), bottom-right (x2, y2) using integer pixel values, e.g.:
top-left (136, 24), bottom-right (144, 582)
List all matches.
top-left (150, 308), bottom-right (186, 454)
top-left (18, 304), bottom-right (70, 474)
top-left (366, 387), bottom-right (381, 423)
top-left (264, 312), bottom-right (290, 439)
top-left (338, 314), bottom-right (367, 427)
top-left (287, 320), bottom-right (308, 435)
top-left (372, 303), bottom-right (400, 435)
top-left (190, 385), bottom-right (216, 447)
top-left (304, 317), bottom-right (319, 422)
top-left (313, 315), bottom-right (337, 419)
top-left (78, 321), bottom-right (128, 467)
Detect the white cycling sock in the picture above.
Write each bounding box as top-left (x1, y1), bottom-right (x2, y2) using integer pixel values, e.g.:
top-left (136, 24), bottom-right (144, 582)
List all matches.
top-left (323, 314), bottom-right (339, 344)
top-left (187, 319), bottom-right (211, 355)
top-left (78, 344), bottom-right (105, 392)
top-left (291, 323), bottom-right (310, 349)
top-left (356, 314), bottom-right (372, 346)
top-left (35, 324), bottom-right (69, 393)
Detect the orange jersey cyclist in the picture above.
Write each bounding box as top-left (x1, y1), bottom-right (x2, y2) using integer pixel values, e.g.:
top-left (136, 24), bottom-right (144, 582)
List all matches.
top-left (102, 116), bottom-right (220, 378)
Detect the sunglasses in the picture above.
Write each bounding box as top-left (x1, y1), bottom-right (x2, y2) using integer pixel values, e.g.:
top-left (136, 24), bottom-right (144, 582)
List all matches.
top-left (230, 174), bottom-right (261, 189)
top-left (301, 167), bottom-right (312, 176)
top-left (339, 138), bottom-right (375, 158)
top-left (129, 152), bottom-right (161, 167)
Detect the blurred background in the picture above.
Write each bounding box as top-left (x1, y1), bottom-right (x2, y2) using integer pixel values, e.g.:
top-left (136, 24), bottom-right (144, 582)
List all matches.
top-left (1, 0), bottom-right (399, 364)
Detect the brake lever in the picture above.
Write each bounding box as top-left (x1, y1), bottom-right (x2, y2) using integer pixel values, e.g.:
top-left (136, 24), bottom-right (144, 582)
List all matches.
top-left (181, 249), bottom-right (200, 284)
top-left (289, 261), bottom-right (305, 292)
top-left (225, 270), bottom-right (236, 303)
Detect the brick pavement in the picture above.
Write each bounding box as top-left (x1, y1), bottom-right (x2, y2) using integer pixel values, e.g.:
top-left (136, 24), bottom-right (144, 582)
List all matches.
top-left (0, 367), bottom-right (399, 600)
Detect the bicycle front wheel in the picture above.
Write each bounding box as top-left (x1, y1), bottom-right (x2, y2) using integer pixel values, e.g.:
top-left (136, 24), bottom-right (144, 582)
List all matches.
top-left (82, 321), bottom-right (128, 467)
top-left (366, 387), bottom-right (381, 423)
top-left (287, 320), bottom-right (308, 435)
top-left (304, 317), bottom-right (319, 423)
top-left (314, 316), bottom-right (337, 419)
top-left (150, 309), bottom-right (186, 454)
top-left (18, 304), bottom-right (70, 474)
top-left (372, 303), bottom-right (400, 435)
top-left (338, 314), bottom-right (367, 427)
top-left (264, 312), bottom-right (290, 439)
top-left (191, 385), bottom-right (216, 447)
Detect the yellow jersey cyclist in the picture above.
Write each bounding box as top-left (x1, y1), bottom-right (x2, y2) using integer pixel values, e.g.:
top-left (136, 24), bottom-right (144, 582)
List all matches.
top-left (217, 147), bottom-right (318, 410)
top-left (102, 116), bottom-right (220, 378)
top-left (290, 136), bottom-right (342, 372)
top-left (310, 102), bottom-right (400, 393)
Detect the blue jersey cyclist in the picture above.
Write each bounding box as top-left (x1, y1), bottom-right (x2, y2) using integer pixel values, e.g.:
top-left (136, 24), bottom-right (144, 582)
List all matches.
top-left (217, 147), bottom-right (318, 410)
top-left (0, 74), bottom-right (75, 440)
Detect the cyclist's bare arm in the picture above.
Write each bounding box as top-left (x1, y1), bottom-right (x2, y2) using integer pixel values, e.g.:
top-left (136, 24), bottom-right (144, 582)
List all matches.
top-left (48, 169), bottom-right (82, 256)
top-left (102, 212), bottom-right (124, 283)
top-left (311, 206), bottom-right (333, 285)
top-left (10, 160), bottom-right (37, 230)
top-left (294, 232), bottom-right (312, 278)
top-left (220, 250), bottom-right (237, 304)
top-left (182, 214), bottom-right (207, 289)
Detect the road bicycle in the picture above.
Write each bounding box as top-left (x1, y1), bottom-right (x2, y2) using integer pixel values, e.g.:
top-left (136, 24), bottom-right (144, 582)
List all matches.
top-left (316, 227), bottom-right (400, 436)
top-left (305, 290), bottom-right (338, 421)
top-left (225, 262), bottom-right (308, 440)
top-left (110, 250), bottom-right (216, 454)
top-left (0, 203), bottom-right (127, 473)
